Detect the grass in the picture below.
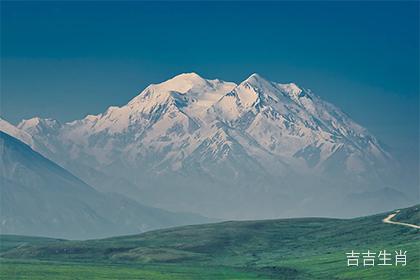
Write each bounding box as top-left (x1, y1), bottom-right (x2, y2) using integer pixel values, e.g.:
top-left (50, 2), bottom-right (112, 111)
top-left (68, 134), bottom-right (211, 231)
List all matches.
top-left (1, 205), bottom-right (419, 279)
top-left (394, 205), bottom-right (420, 225)
top-left (0, 259), bottom-right (268, 280)
top-left (0, 235), bottom-right (62, 253)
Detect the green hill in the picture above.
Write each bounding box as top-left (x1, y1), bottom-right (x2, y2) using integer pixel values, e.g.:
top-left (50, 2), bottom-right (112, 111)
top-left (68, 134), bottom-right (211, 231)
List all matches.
top-left (1, 205), bottom-right (419, 279)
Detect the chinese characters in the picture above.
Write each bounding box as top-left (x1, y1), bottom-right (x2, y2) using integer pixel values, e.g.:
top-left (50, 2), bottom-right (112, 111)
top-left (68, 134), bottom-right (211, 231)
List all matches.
top-left (346, 250), bottom-right (407, 267)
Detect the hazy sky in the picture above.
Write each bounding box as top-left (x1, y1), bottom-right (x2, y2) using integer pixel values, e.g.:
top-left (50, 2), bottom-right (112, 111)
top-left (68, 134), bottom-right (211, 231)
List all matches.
top-left (1, 1), bottom-right (418, 164)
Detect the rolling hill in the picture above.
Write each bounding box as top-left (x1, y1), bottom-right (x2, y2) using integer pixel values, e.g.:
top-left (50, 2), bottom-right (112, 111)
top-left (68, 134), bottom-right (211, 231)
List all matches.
top-left (1, 205), bottom-right (418, 279)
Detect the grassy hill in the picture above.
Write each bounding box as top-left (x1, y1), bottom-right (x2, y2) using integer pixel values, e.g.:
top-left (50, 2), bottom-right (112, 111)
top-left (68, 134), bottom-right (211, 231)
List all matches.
top-left (1, 205), bottom-right (419, 279)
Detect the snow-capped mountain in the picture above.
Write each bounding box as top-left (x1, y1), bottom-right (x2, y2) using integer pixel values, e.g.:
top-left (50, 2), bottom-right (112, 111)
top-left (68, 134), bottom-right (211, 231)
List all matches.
top-left (7, 73), bottom-right (402, 219)
top-left (0, 131), bottom-right (209, 239)
top-left (0, 118), bottom-right (34, 147)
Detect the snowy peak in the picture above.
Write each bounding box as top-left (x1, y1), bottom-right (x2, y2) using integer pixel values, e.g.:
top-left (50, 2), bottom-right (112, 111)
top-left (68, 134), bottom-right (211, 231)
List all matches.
top-left (0, 118), bottom-right (34, 147)
top-left (238, 73), bottom-right (305, 105)
top-left (10, 72), bottom-right (399, 219)
top-left (15, 72), bottom-right (393, 180)
top-left (277, 82), bottom-right (303, 96)
top-left (240, 73), bottom-right (276, 97)
top-left (242, 73), bottom-right (307, 103)
top-left (121, 73), bottom-right (237, 126)
top-left (18, 117), bottom-right (61, 135)
top-left (130, 72), bottom-right (236, 103)
top-left (209, 74), bottom-right (265, 118)
top-left (148, 72), bottom-right (209, 95)
top-left (212, 73), bottom-right (285, 121)
top-left (243, 73), bottom-right (270, 86)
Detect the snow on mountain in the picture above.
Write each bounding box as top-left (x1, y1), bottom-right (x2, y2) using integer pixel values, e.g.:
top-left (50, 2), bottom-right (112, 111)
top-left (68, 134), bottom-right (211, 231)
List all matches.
top-left (0, 118), bottom-right (33, 147)
top-left (12, 73), bottom-right (401, 219)
top-left (0, 131), bottom-right (210, 239)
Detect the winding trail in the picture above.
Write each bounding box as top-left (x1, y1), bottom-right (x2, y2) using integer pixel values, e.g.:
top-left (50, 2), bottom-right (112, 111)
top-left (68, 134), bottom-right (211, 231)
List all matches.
top-left (382, 210), bottom-right (420, 229)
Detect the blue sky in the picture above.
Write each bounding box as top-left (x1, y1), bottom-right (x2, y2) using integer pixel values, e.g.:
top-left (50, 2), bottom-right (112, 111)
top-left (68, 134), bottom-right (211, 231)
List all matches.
top-left (1, 1), bottom-right (419, 166)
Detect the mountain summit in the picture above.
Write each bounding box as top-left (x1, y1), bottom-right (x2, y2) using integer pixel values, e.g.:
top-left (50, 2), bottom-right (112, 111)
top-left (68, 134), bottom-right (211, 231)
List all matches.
top-left (6, 73), bottom-right (404, 219)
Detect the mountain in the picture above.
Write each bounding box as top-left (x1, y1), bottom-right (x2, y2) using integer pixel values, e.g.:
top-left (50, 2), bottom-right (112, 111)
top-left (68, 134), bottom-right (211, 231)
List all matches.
top-left (0, 131), bottom-right (209, 239)
top-left (9, 73), bottom-right (409, 219)
top-left (0, 118), bottom-right (33, 147)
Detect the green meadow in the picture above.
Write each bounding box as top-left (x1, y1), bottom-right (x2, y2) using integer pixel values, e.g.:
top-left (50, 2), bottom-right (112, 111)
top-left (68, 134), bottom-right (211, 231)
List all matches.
top-left (1, 205), bottom-right (419, 279)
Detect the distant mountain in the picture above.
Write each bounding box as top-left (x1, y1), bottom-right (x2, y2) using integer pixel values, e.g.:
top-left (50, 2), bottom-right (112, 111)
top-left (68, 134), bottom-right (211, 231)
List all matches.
top-left (0, 131), bottom-right (209, 239)
top-left (5, 73), bottom-right (409, 219)
top-left (0, 118), bottom-right (33, 147)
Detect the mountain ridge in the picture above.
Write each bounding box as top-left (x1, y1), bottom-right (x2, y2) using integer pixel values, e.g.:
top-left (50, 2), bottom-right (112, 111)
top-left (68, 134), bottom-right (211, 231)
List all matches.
top-left (1, 73), bottom-right (406, 219)
top-left (0, 131), bottom-right (211, 239)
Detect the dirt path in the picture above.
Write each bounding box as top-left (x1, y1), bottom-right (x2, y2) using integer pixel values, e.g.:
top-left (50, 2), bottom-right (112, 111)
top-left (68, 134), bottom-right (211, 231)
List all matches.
top-left (382, 210), bottom-right (420, 229)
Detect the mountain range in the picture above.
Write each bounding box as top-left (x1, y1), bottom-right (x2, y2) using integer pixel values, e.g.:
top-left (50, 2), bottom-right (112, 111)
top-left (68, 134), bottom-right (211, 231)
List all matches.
top-left (0, 131), bottom-right (209, 239)
top-left (0, 73), bottom-right (412, 220)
